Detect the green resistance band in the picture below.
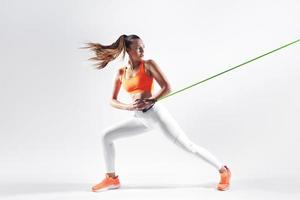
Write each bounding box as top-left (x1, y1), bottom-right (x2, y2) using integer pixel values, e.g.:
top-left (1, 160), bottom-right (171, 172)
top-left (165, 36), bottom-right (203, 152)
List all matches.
top-left (157, 38), bottom-right (300, 102)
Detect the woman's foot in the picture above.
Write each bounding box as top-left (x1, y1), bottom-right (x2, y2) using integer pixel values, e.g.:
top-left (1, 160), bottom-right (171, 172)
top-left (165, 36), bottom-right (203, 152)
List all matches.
top-left (217, 165), bottom-right (231, 191)
top-left (91, 174), bottom-right (121, 192)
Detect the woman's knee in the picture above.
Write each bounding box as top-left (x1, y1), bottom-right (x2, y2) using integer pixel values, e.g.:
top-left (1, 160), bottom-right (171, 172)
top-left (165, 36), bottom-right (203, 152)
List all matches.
top-left (175, 134), bottom-right (198, 154)
top-left (101, 130), bottom-right (114, 145)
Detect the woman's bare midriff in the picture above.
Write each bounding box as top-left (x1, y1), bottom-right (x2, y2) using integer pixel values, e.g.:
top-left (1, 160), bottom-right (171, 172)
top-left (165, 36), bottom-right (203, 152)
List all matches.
top-left (130, 91), bottom-right (152, 101)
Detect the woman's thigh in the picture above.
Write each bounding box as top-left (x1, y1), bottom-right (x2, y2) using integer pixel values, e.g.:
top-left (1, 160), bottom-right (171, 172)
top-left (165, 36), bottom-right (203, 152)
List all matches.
top-left (135, 103), bottom-right (185, 143)
top-left (102, 116), bottom-right (153, 142)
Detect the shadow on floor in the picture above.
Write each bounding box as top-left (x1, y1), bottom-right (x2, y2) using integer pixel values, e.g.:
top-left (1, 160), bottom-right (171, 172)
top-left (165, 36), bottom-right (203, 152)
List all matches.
top-left (1, 177), bottom-right (299, 197)
top-left (119, 182), bottom-right (216, 190)
top-left (0, 182), bottom-right (90, 197)
top-left (0, 181), bottom-right (216, 197)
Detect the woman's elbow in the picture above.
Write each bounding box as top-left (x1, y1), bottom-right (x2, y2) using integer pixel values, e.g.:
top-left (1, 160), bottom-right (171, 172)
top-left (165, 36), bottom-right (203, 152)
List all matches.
top-left (165, 85), bottom-right (172, 94)
top-left (110, 99), bottom-right (117, 107)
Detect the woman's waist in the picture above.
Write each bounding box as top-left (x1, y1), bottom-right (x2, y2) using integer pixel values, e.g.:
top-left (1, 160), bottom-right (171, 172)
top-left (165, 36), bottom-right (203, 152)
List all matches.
top-left (133, 100), bottom-right (164, 115)
top-left (130, 91), bottom-right (153, 101)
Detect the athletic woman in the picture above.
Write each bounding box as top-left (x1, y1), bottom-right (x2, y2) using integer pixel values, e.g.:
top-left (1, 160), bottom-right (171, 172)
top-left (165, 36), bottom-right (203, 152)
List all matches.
top-left (84, 34), bottom-right (231, 192)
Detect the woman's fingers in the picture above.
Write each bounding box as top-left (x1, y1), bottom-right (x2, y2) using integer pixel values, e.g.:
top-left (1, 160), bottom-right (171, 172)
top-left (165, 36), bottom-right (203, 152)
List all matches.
top-left (132, 98), bottom-right (156, 110)
top-left (133, 100), bottom-right (144, 106)
top-left (133, 100), bottom-right (146, 110)
top-left (143, 98), bottom-right (157, 104)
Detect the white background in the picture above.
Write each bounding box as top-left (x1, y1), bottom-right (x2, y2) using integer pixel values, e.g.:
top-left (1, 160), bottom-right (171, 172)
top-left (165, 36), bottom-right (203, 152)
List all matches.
top-left (0, 0), bottom-right (300, 199)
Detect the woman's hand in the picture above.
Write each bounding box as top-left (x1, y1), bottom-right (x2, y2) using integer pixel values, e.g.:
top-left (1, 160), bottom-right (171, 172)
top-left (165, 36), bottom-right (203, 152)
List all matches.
top-left (127, 98), bottom-right (157, 111)
top-left (139, 98), bottom-right (157, 110)
top-left (127, 99), bottom-right (147, 111)
top-left (143, 98), bottom-right (157, 105)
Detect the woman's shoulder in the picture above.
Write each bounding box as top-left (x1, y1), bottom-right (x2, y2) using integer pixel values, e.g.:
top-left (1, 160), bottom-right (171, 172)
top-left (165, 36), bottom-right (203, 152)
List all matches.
top-left (116, 66), bottom-right (126, 82)
top-left (118, 66), bottom-right (126, 74)
top-left (144, 59), bottom-right (161, 72)
top-left (144, 59), bottom-right (156, 69)
top-left (143, 59), bottom-right (158, 77)
top-left (144, 59), bottom-right (155, 65)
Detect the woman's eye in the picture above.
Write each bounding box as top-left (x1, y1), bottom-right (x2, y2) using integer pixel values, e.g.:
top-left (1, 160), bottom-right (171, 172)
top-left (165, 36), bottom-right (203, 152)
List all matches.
top-left (136, 47), bottom-right (144, 50)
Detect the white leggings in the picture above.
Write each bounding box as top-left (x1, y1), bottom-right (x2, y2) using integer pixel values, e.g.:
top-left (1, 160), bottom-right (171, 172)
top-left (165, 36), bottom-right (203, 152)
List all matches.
top-left (101, 102), bottom-right (223, 173)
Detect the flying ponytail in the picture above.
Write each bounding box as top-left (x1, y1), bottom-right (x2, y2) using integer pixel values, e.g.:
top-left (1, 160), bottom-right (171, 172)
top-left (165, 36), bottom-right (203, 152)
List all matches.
top-left (82, 34), bottom-right (141, 70)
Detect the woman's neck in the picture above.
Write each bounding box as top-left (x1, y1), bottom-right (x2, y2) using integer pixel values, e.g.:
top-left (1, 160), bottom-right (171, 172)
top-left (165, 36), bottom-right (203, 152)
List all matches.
top-left (128, 59), bottom-right (142, 70)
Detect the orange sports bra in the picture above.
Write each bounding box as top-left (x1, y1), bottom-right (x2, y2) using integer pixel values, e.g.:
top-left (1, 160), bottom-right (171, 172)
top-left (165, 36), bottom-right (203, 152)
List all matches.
top-left (120, 60), bottom-right (154, 94)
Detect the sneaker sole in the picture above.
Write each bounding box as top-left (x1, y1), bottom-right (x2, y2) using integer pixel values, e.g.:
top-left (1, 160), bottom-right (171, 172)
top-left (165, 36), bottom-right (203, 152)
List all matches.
top-left (217, 186), bottom-right (230, 191)
top-left (92, 184), bottom-right (121, 192)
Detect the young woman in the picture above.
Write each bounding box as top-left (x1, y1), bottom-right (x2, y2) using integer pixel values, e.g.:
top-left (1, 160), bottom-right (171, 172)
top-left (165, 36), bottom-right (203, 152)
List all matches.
top-left (84, 34), bottom-right (231, 192)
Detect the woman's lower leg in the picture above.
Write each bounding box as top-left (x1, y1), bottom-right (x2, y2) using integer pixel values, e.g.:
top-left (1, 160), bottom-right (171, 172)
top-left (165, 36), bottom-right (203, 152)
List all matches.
top-left (173, 133), bottom-right (224, 170)
top-left (219, 166), bottom-right (226, 173)
top-left (106, 172), bottom-right (116, 178)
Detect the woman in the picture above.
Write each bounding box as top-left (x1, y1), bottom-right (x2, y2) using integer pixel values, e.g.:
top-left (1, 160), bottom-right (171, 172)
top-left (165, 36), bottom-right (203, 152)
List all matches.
top-left (84, 34), bottom-right (231, 192)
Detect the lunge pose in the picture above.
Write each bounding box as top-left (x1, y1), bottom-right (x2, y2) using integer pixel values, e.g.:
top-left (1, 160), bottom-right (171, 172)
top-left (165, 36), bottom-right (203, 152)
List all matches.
top-left (84, 34), bottom-right (231, 192)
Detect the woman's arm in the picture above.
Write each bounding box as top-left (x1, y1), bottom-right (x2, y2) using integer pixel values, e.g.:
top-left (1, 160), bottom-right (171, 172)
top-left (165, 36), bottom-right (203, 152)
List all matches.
top-left (146, 59), bottom-right (172, 101)
top-left (110, 68), bottom-right (131, 110)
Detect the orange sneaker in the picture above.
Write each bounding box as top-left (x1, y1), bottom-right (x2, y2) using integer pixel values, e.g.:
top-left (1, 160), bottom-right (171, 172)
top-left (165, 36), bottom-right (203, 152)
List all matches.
top-left (91, 174), bottom-right (121, 192)
top-left (217, 165), bottom-right (231, 191)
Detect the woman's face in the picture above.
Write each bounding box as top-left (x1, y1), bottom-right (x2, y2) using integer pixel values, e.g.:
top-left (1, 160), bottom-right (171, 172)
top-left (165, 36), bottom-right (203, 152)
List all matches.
top-left (127, 39), bottom-right (145, 61)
